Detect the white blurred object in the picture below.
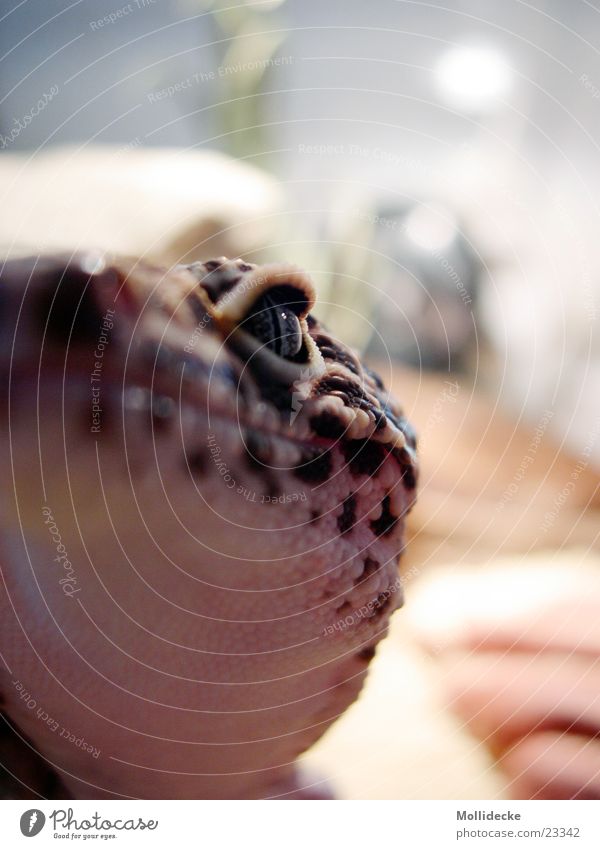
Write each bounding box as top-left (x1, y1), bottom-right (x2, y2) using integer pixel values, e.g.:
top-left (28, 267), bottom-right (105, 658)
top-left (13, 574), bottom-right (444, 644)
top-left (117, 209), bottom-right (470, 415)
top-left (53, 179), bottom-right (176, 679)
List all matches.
top-left (435, 45), bottom-right (513, 112)
top-left (407, 551), bottom-right (600, 650)
top-left (0, 146), bottom-right (282, 264)
top-left (405, 203), bottom-right (458, 252)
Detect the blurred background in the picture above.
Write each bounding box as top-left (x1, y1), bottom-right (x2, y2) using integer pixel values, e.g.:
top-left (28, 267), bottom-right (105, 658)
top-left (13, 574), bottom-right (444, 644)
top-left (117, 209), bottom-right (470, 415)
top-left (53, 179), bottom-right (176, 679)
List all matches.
top-left (1, 0), bottom-right (599, 799)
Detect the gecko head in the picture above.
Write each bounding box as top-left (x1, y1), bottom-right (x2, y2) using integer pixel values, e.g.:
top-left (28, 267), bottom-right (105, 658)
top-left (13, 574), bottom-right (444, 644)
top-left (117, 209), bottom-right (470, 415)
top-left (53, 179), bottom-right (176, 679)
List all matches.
top-left (2, 252), bottom-right (418, 653)
top-left (136, 255), bottom-right (418, 645)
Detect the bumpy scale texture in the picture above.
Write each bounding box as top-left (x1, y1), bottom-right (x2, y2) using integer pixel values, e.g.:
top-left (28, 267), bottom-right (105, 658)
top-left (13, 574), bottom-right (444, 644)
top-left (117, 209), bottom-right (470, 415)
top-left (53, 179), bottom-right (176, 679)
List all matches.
top-left (0, 254), bottom-right (417, 799)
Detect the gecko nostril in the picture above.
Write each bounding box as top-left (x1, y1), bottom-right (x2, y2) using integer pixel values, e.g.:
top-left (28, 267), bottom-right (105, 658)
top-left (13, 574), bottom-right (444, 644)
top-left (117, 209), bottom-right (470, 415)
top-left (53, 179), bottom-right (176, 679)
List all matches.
top-left (243, 286), bottom-right (305, 360)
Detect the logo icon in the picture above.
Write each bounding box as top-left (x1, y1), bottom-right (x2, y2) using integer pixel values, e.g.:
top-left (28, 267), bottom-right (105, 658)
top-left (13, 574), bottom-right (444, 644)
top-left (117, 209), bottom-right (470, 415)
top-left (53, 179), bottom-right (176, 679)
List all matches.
top-left (20, 810), bottom-right (45, 837)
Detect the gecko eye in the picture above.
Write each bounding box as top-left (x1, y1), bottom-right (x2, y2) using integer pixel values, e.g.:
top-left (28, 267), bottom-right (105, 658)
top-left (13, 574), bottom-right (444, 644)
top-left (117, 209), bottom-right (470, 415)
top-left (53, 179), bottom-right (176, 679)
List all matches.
top-left (243, 286), bottom-right (306, 359)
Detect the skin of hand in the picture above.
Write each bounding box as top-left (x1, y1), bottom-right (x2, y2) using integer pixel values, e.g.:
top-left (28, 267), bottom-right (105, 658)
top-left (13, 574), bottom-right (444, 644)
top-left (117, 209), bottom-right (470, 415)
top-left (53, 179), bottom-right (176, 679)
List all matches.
top-left (408, 558), bottom-right (600, 800)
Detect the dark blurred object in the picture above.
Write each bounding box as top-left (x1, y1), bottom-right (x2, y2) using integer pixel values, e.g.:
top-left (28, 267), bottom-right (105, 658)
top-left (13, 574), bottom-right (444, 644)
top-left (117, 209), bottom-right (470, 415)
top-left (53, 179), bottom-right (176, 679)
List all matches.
top-left (328, 199), bottom-right (481, 372)
top-left (366, 200), bottom-right (480, 370)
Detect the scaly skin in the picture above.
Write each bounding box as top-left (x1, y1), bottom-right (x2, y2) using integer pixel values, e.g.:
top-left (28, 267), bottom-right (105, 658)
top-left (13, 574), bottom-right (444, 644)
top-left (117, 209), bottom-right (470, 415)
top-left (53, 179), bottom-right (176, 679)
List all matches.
top-left (0, 254), bottom-right (417, 799)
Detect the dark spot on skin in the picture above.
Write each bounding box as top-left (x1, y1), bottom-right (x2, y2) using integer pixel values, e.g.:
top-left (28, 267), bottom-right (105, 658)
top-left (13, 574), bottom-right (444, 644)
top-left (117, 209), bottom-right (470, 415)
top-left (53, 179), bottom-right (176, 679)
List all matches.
top-left (392, 446), bottom-right (418, 490)
top-left (306, 314), bottom-right (317, 330)
top-left (382, 405), bottom-right (401, 430)
top-left (255, 379), bottom-right (293, 412)
top-left (355, 556), bottom-right (379, 585)
top-left (244, 430), bottom-right (272, 470)
top-left (342, 439), bottom-right (387, 477)
top-left (364, 365), bottom-right (385, 390)
top-left (395, 415), bottom-right (418, 450)
top-left (310, 410), bottom-right (346, 439)
top-left (314, 383), bottom-right (384, 427)
top-left (316, 375), bottom-right (366, 407)
top-left (382, 407), bottom-right (418, 450)
top-left (309, 510), bottom-right (321, 524)
top-left (186, 294), bottom-right (214, 326)
top-left (337, 494), bottom-right (356, 535)
top-left (401, 464), bottom-right (417, 490)
top-left (313, 334), bottom-right (360, 375)
top-left (334, 600), bottom-right (352, 616)
top-left (241, 457), bottom-right (283, 499)
top-left (214, 361), bottom-right (240, 388)
top-left (186, 449), bottom-right (207, 476)
top-left (208, 274), bottom-right (241, 302)
top-left (237, 261), bottom-right (253, 272)
top-left (143, 341), bottom-right (172, 370)
top-left (370, 591), bottom-right (394, 617)
top-left (180, 355), bottom-right (216, 388)
top-left (294, 448), bottom-right (332, 483)
top-left (357, 645), bottom-right (377, 662)
top-left (373, 409), bottom-right (387, 431)
top-left (264, 475), bottom-right (281, 499)
top-left (370, 495), bottom-right (398, 538)
top-left (186, 260), bottom-right (240, 304)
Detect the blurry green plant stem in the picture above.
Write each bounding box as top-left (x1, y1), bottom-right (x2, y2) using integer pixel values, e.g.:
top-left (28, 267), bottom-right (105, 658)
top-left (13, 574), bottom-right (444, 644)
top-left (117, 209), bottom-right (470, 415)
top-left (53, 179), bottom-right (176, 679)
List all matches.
top-left (200, 0), bottom-right (289, 163)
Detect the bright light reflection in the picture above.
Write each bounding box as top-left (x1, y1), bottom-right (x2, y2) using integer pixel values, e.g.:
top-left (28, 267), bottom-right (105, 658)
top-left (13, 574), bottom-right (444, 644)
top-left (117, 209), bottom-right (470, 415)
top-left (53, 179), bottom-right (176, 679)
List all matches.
top-left (435, 45), bottom-right (512, 111)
